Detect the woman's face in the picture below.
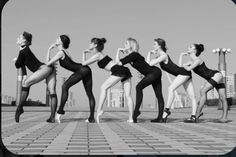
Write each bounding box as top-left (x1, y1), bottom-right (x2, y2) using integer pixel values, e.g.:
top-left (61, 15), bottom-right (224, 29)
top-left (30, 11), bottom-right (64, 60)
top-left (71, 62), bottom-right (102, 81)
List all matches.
top-left (188, 44), bottom-right (196, 54)
top-left (55, 37), bottom-right (62, 46)
top-left (16, 34), bottom-right (26, 46)
top-left (89, 42), bottom-right (96, 50)
top-left (124, 41), bottom-right (130, 50)
top-left (153, 41), bottom-right (160, 51)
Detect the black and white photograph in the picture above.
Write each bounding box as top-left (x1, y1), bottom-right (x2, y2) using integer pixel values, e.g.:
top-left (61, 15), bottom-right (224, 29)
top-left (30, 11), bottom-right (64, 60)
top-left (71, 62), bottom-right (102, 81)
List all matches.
top-left (1, 0), bottom-right (236, 156)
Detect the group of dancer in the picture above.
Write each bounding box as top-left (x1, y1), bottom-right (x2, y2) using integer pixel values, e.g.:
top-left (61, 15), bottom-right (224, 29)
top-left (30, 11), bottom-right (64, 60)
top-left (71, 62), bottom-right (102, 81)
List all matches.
top-left (14, 31), bottom-right (229, 124)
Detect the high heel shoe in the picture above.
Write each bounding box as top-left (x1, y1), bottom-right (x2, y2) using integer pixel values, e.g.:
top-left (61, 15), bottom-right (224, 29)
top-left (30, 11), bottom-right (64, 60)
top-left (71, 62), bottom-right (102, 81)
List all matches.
top-left (96, 110), bottom-right (104, 124)
top-left (162, 109), bottom-right (171, 123)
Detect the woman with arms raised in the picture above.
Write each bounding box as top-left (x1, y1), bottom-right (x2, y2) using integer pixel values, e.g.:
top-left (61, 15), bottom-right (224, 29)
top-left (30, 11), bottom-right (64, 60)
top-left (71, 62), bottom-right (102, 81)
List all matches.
top-left (182, 44), bottom-right (228, 123)
top-left (146, 38), bottom-right (198, 123)
top-left (116, 37), bottom-right (165, 123)
top-left (14, 31), bottom-right (57, 123)
top-left (82, 37), bottom-right (134, 123)
top-left (46, 35), bottom-right (96, 123)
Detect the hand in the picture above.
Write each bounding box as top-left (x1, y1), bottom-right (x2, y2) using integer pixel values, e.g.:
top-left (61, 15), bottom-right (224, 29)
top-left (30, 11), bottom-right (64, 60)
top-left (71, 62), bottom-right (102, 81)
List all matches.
top-left (22, 75), bottom-right (27, 83)
top-left (13, 57), bottom-right (17, 62)
top-left (180, 52), bottom-right (188, 56)
top-left (84, 49), bottom-right (91, 53)
top-left (49, 43), bottom-right (56, 50)
top-left (117, 48), bottom-right (125, 53)
top-left (149, 50), bottom-right (155, 54)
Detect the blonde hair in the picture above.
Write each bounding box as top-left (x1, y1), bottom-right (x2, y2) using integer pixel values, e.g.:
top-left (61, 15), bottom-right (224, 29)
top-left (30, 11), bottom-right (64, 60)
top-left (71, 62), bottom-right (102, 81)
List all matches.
top-left (127, 37), bottom-right (139, 52)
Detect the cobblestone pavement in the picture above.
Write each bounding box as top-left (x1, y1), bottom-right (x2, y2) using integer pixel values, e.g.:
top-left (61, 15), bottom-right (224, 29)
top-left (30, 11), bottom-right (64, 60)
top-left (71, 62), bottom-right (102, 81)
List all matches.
top-left (1, 106), bottom-right (236, 155)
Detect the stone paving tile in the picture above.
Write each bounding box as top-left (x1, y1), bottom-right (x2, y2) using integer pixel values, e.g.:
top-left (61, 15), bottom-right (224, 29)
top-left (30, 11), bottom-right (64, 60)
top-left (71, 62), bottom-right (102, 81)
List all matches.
top-left (2, 106), bottom-right (236, 155)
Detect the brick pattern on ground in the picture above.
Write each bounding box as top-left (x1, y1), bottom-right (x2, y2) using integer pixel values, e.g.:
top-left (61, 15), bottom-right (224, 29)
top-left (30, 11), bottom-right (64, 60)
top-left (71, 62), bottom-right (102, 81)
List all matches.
top-left (1, 106), bottom-right (236, 155)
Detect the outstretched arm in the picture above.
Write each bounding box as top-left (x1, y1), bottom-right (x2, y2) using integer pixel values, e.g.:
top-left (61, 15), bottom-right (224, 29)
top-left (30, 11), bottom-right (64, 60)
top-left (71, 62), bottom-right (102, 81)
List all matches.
top-left (183, 59), bottom-right (201, 71)
top-left (146, 50), bottom-right (154, 64)
top-left (149, 53), bottom-right (167, 66)
top-left (46, 50), bottom-right (64, 66)
top-left (82, 53), bottom-right (100, 66)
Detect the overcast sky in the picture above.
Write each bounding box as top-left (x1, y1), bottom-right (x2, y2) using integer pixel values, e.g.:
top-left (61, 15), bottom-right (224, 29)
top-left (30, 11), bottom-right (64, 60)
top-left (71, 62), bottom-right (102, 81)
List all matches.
top-left (2, 0), bottom-right (236, 109)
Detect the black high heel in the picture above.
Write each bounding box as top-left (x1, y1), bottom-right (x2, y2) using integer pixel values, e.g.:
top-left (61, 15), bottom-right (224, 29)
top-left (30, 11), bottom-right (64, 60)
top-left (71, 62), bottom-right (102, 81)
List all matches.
top-left (163, 109), bottom-right (171, 123)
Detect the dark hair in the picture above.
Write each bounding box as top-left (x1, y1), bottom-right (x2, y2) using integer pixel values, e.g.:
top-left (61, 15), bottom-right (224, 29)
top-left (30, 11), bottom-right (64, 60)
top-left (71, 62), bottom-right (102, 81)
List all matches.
top-left (60, 35), bottom-right (70, 49)
top-left (194, 44), bottom-right (204, 56)
top-left (91, 37), bottom-right (107, 52)
top-left (154, 38), bottom-right (167, 52)
top-left (23, 31), bottom-right (32, 46)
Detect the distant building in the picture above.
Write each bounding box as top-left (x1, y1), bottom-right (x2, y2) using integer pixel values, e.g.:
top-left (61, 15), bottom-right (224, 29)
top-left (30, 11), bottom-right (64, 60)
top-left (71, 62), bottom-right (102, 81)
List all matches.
top-left (178, 93), bottom-right (191, 108)
top-left (1, 94), bottom-right (16, 105)
top-left (226, 75), bottom-right (235, 98)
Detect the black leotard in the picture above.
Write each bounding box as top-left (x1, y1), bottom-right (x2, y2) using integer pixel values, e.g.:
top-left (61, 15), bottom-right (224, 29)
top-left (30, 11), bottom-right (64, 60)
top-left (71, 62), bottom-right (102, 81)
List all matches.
top-left (120, 52), bottom-right (155, 75)
top-left (59, 50), bottom-right (83, 72)
top-left (160, 55), bottom-right (191, 77)
top-left (193, 62), bottom-right (219, 80)
top-left (15, 46), bottom-right (44, 72)
top-left (120, 52), bottom-right (164, 120)
top-left (97, 55), bottom-right (132, 82)
top-left (97, 56), bottom-right (112, 69)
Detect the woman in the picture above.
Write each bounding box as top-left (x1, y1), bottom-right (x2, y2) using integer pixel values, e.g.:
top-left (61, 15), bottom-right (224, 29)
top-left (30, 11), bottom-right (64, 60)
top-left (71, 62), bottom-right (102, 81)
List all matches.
top-left (146, 38), bottom-right (198, 123)
top-left (116, 38), bottom-right (165, 123)
top-left (182, 44), bottom-right (228, 122)
top-left (82, 37), bottom-right (134, 123)
top-left (14, 31), bottom-right (57, 123)
top-left (46, 35), bottom-right (96, 123)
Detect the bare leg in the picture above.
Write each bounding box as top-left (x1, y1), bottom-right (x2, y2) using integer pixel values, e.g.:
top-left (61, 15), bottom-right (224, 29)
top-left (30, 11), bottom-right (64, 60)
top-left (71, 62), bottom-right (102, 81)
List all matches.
top-left (96, 76), bottom-right (122, 123)
top-left (162, 75), bottom-right (190, 119)
top-left (46, 69), bottom-right (57, 123)
top-left (123, 79), bottom-right (134, 122)
top-left (183, 79), bottom-right (197, 116)
top-left (217, 88), bottom-right (228, 122)
top-left (196, 82), bottom-right (213, 118)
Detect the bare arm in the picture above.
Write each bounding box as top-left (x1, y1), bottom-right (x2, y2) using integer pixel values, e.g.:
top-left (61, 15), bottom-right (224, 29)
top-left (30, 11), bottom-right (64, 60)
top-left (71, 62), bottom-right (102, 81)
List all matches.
top-left (46, 51), bottom-right (64, 66)
top-left (178, 52), bottom-right (188, 67)
top-left (146, 50), bottom-right (154, 64)
top-left (182, 61), bottom-right (192, 67)
top-left (82, 49), bottom-right (91, 63)
top-left (116, 48), bottom-right (124, 65)
top-left (184, 59), bottom-right (201, 71)
top-left (82, 53), bottom-right (100, 66)
top-left (149, 53), bottom-right (167, 66)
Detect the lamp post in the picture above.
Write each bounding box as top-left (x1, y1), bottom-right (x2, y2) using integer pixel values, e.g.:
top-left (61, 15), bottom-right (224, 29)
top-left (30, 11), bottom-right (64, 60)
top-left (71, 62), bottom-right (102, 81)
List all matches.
top-left (212, 48), bottom-right (231, 109)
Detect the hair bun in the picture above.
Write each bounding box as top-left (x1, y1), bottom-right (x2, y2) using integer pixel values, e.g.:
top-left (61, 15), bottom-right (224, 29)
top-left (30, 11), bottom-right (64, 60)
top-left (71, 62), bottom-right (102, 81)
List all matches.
top-left (101, 38), bottom-right (107, 43)
top-left (198, 44), bottom-right (204, 52)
